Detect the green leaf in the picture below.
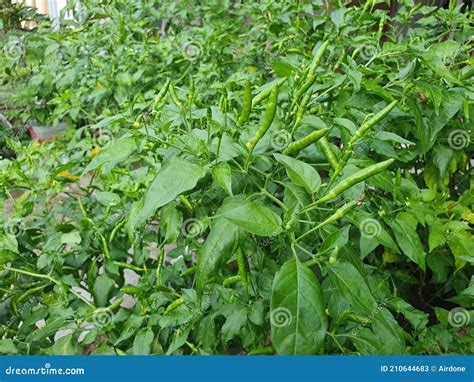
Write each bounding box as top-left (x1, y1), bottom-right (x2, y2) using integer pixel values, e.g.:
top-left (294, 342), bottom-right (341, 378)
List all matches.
top-left (329, 262), bottom-right (405, 354)
top-left (83, 137), bottom-right (136, 174)
top-left (389, 212), bottom-right (426, 270)
top-left (271, 258), bottom-right (327, 355)
top-left (51, 333), bottom-right (80, 355)
top-left (160, 201), bottom-right (183, 244)
top-left (92, 275), bottom-right (115, 307)
top-left (274, 154), bottom-right (321, 194)
top-left (136, 156), bottom-right (206, 227)
top-left (221, 305), bottom-right (248, 343)
top-left (221, 197), bottom-right (282, 236)
top-left (60, 231), bottom-right (81, 245)
top-left (272, 60), bottom-right (297, 77)
top-left (388, 297), bottom-right (429, 331)
top-left (211, 161), bottom-right (233, 196)
top-left (0, 339), bottom-right (18, 354)
top-left (374, 131), bottom-right (415, 146)
top-left (95, 191), bottom-right (121, 206)
top-left (196, 215), bottom-right (242, 295)
top-left (133, 328), bottom-right (154, 355)
top-left (328, 261), bottom-right (377, 313)
top-left (447, 231), bottom-right (474, 268)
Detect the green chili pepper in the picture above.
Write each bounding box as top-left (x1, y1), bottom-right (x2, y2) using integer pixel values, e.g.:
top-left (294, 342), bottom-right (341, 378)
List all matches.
top-left (287, 41), bottom-right (329, 118)
top-left (333, 49), bottom-right (346, 71)
top-left (377, 13), bottom-right (386, 42)
top-left (165, 297), bottom-right (184, 314)
top-left (237, 80), bottom-right (252, 126)
top-left (303, 158), bottom-right (395, 211)
top-left (251, 77), bottom-right (286, 108)
top-left (169, 83), bottom-right (183, 110)
top-left (328, 246), bottom-right (339, 265)
top-left (120, 286), bottom-right (142, 295)
top-left (317, 136), bottom-right (340, 171)
top-left (347, 101), bottom-right (397, 148)
top-left (236, 248), bottom-right (248, 290)
top-left (181, 265), bottom-right (197, 277)
top-left (291, 90), bottom-right (312, 133)
top-left (246, 85), bottom-right (278, 153)
top-left (223, 275), bottom-right (241, 287)
top-left (248, 347), bottom-right (274, 355)
top-left (296, 201), bottom-right (356, 242)
top-left (283, 128), bottom-right (329, 155)
top-left (152, 78), bottom-right (170, 110)
top-left (307, 40), bottom-right (330, 78)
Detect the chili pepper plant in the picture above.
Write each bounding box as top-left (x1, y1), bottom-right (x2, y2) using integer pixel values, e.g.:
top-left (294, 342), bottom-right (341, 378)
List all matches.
top-left (0, 0), bottom-right (473, 355)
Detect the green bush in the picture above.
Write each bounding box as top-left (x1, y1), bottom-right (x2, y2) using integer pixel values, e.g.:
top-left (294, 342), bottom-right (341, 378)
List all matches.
top-left (0, 0), bottom-right (472, 355)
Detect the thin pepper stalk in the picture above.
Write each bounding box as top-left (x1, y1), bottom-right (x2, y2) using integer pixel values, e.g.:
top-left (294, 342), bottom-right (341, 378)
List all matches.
top-left (302, 158), bottom-right (395, 213)
top-left (295, 200), bottom-right (357, 243)
top-left (215, 89), bottom-right (227, 164)
top-left (188, 76), bottom-right (195, 119)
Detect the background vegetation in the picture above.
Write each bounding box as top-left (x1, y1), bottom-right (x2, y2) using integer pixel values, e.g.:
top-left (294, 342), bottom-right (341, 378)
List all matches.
top-left (0, 0), bottom-right (472, 355)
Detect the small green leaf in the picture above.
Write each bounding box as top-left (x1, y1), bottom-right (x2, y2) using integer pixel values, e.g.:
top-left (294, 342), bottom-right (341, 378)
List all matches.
top-left (93, 275), bottom-right (115, 307)
top-left (211, 161), bottom-right (233, 196)
top-left (389, 212), bottom-right (426, 270)
top-left (274, 154), bottom-right (321, 194)
top-left (83, 137), bottom-right (136, 174)
top-left (0, 339), bottom-right (18, 354)
top-left (136, 156), bottom-right (206, 227)
top-left (221, 196), bottom-right (282, 236)
top-left (133, 328), bottom-right (154, 355)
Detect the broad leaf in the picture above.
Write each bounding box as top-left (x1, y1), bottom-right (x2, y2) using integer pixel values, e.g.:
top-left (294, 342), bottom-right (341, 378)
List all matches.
top-left (211, 161), bottom-right (233, 196)
top-left (274, 154), bottom-right (321, 194)
top-left (221, 196), bottom-right (282, 236)
top-left (83, 137), bottom-right (136, 174)
top-left (271, 258), bottom-right (327, 355)
top-left (196, 216), bottom-right (242, 295)
top-left (136, 157), bottom-right (206, 226)
top-left (389, 212), bottom-right (426, 270)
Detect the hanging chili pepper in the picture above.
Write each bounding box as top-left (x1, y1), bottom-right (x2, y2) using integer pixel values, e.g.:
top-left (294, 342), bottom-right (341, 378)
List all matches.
top-left (237, 80), bottom-right (252, 126)
top-left (303, 158), bottom-right (395, 212)
top-left (283, 128), bottom-right (329, 155)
